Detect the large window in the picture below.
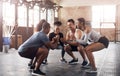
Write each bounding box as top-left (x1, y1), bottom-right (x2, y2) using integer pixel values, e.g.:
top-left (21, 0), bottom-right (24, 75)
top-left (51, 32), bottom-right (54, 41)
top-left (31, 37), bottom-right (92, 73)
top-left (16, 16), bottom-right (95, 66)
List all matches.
top-left (33, 6), bottom-right (39, 27)
top-left (92, 5), bottom-right (116, 28)
top-left (2, 2), bottom-right (55, 27)
top-left (3, 2), bottom-right (15, 26)
top-left (18, 5), bottom-right (27, 26)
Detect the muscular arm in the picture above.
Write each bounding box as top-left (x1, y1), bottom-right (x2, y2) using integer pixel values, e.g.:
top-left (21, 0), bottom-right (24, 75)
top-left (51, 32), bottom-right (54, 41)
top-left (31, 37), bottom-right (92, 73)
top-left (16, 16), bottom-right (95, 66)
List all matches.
top-left (44, 41), bottom-right (58, 50)
top-left (65, 30), bottom-right (79, 46)
top-left (66, 32), bottom-right (70, 41)
top-left (44, 36), bottom-right (59, 49)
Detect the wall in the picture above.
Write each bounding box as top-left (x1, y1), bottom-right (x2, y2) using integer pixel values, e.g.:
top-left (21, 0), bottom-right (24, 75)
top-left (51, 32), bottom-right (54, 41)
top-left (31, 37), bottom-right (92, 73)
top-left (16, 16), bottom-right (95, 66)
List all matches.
top-left (93, 28), bottom-right (115, 41)
top-left (10, 27), bottom-right (33, 48)
top-left (59, 6), bottom-right (92, 35)
top-left (116, 4), bottom-right (120, 41)
top-left (59, 6), bottom-right (116, 41)
top-left (60, 0), bottom-right (120, 7)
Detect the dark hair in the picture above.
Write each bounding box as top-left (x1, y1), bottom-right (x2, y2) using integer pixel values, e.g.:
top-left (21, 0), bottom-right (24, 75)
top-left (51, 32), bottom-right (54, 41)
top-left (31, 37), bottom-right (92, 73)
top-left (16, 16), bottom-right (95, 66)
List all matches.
top-left (42, 22), bottom-right (50, 29)
top-left (36, 19), bottom-right (46, 31)
top-left (77, 18), bottom-right (86, 29)
top-left (54, 21), bottom-right (62, 26)
top-left (77, 18), bottom-right (85, 23)
top-left (67, 19), bottom-right (75, 24)
top-left (77, 18), bottom-right (85, 26)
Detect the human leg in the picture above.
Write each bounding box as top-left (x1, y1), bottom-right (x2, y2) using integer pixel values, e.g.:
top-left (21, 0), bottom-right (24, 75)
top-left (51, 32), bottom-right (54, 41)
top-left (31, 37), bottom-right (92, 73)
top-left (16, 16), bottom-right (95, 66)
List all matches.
top-left (28, 59), bottom-right (33, 66)
top-left (32, 47), bottom-right (49, 75)
top-left (60, 46), bottom-right (67, 63)
top-left (77, 45), bottom-right (88, 66)
top-left (61, 47), bottom-right (65, 59)
top-left (64, 45), bottom-right (78, 64)
top-left (64, 45), bottom-right (77, 59)
top-left (42, 56), bottom-right (48, 64)
top-left (85, 43), bottom-right (105, 71)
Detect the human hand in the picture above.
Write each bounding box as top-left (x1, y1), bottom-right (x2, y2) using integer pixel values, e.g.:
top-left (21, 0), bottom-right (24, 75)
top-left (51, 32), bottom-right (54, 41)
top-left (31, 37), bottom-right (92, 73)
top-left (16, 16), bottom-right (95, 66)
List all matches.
top-left (60, 38), bottom-right (67, 43)
top-left (52, 36), bottom-right (59, 43)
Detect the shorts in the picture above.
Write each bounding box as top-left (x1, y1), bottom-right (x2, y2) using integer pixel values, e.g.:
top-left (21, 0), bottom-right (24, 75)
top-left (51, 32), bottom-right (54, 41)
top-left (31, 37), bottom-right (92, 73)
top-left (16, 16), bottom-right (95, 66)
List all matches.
top-left (81, 44), bottom-right (88, 47)
top-left (18, 47), bottom-right (39, 59)
top-left (69, 44), bottom-right (88, 51)
top-left (70, 45), bottom-right (78, 51)
top-left (98, 36), bottom-right (109, 48)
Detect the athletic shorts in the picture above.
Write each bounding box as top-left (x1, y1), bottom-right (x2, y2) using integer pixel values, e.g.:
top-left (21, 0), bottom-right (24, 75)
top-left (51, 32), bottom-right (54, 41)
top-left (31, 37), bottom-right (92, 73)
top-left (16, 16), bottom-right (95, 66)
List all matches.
top-left (98, 36), bottom-right (109, 48)
top-left (69, 44), bottom-right (88, 51)
top-left (18, 47), bottom-right (39, 59)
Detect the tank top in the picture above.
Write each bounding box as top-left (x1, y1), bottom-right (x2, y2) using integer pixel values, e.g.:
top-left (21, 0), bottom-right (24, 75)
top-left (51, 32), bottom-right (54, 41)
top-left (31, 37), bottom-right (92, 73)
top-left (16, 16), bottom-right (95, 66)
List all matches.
top-left (75, 29), bottom-right (88, 45)
top-left (88, 30), bottom-right (101, 42)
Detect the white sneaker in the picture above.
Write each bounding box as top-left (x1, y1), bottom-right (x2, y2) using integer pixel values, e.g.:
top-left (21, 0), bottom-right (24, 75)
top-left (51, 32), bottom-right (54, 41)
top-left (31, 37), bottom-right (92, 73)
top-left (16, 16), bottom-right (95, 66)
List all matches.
top-left (85, 68), bottom-right (97, 73)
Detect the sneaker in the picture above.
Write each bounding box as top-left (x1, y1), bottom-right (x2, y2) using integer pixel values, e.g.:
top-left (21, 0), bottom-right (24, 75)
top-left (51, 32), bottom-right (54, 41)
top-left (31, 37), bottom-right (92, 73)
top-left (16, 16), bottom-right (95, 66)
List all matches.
top-left (32, 69), bottom-right (46, 75)
top-left (42, 60), bottom-right (48, 65)
top-left (69, 58), bottom-right (78, 64)
top-left (85, 68), bottom-right (97, 73)
top-left (82, 63), bottom-right (91, 68)
top-left (60, 58), bottom-right (67, 63)
top-left (81, 65), bottom-right (91, 69)
top-left (30, 65), bottom-right (35, 69)
top-left (81, 60), bottom-right (88, 66)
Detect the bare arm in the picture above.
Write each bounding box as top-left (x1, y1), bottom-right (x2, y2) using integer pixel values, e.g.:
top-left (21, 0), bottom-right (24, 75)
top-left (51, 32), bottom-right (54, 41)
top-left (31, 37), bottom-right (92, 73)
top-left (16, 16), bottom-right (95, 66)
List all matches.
top-left (44, 36), bottom-right (59, 49)
top-left (76, 33), bottom-right (88, 45)
top-left (66, 32), bottom-right (70, 41)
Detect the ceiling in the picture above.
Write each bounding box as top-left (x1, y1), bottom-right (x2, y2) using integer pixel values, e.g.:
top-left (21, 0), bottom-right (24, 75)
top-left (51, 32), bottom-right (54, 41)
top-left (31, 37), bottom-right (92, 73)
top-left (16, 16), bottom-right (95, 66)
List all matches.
top-left (57, 0), bottom-right (120, 7)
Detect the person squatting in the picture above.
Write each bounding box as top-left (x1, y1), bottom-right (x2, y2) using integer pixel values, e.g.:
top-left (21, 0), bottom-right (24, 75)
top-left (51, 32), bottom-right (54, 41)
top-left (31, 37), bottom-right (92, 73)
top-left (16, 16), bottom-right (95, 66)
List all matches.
top-left (18, 18), bottom-right (109, 75)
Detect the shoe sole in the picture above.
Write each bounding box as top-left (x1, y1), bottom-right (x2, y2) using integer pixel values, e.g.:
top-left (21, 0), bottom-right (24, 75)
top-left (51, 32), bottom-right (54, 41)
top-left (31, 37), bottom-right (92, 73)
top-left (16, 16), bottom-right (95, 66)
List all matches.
top-left (68, 62), bottom-right (78, 65)
top-left (60, 60), bottom-right (67, 63)
top-left (86, 71), bottom-right (97, 73)
top-left (81, 66), bottom-right (91, 69)
top-left (32, 72), bottom-right (45, 76)
top-left (85, 70), bottom-right (97, 73)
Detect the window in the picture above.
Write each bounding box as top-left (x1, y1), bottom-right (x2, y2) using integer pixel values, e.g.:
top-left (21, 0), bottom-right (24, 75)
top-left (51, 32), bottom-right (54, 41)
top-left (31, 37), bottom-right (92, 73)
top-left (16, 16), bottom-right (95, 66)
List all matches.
top-left (3, 2), bottom-right (15, 26)
top-left (92, 5), bottom-right (116, 28)
top-left (18, 5), bottom-right (27, 26)
top-left (33, 6), bottom-right (39, 27)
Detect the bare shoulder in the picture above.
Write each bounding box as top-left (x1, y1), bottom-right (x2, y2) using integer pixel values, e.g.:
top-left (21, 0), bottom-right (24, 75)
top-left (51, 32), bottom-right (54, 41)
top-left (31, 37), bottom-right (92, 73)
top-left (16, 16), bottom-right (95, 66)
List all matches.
top-left (76, 29), bottom-right (82, 33)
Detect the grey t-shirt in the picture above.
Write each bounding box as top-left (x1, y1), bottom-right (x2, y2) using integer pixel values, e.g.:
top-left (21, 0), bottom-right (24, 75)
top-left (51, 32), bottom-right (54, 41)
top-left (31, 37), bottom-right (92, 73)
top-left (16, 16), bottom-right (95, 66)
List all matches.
top-left (18, 30), bottom-right (49, 53)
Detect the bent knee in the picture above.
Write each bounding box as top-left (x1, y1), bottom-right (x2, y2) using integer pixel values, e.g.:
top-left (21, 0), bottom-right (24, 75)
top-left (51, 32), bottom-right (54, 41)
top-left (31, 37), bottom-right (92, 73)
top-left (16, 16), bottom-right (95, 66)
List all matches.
top-left (64, 45), bottom-right (71, 51)
top-left (77, 45), bottom-right (83, 51)
top-left (38, 48), bottom-right (49, 55)
top-left (85, 47), bottom-right (92, 52)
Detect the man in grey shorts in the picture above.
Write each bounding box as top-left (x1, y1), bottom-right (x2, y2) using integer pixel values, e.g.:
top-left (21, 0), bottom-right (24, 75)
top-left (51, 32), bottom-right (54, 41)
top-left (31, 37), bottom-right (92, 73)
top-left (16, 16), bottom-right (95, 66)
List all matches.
top-left (18, 22), bottom-right (59, 76)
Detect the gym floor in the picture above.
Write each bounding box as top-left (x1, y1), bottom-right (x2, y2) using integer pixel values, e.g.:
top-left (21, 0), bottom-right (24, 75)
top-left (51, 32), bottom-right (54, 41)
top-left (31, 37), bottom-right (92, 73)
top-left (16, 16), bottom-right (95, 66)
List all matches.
top-left (0, 42), bottom-right (120, 76)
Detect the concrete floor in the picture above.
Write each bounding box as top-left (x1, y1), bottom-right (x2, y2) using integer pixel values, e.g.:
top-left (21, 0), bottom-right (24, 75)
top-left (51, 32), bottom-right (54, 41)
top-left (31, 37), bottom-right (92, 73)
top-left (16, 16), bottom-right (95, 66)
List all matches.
top-left (0, 42), bottom-right (120, 76)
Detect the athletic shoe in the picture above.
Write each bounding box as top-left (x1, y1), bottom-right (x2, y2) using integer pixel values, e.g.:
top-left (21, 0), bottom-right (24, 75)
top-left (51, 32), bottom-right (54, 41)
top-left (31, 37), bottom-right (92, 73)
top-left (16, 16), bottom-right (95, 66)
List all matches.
top-left (81, 65), bottom-right (91, 69)
top-left (69, 58), bottom-right (78, 64)
top-left (32, 69), bottom-right (46, 76)
top-left (81, 63), bottom-right (91, 69)
top-left (81, 60), bottom-right (88, 66)
top-left (30, 65), bottom-right (35, 69)
top-left (60, 58), bottom-right (67, 63)
top-left (85, 68), bottom-right (97, 73)
top-left (42, 60), bottom-right (48, 65)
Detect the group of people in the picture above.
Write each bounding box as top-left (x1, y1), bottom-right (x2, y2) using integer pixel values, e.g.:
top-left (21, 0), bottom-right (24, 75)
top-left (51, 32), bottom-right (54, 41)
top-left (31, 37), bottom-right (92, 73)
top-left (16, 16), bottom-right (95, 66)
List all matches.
top-left (18, 18), bottom-right (109, 75)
